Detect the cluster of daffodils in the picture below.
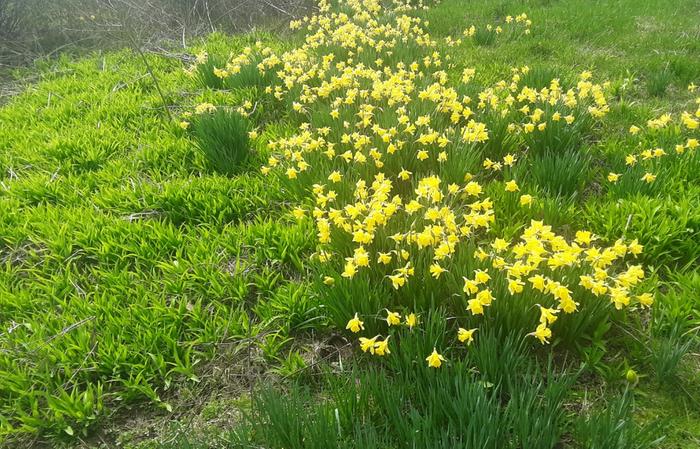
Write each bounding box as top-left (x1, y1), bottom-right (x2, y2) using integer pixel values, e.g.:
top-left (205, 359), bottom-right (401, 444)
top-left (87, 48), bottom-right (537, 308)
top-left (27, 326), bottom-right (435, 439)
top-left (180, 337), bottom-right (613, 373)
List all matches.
top-left (463, 13), bottom-right (532, 41)
top-left (312, 173), bottom-right (496, 288)
top-left (346, 309), bottom-right (473, 369)
top-left (178, 102), bottom-right (217, 129)
top-left (346, 310), bottom-right (418, 357)
top-left (474, 221), bottom-right (651, 344)
top-left (608, 94), bottom-right (699, 185)
top-left (476, 68), bottom-right (609, 149)
top-left (186, 0), bottom-right (655, 367)
top-left (184, 42), bottom-right (275, 81)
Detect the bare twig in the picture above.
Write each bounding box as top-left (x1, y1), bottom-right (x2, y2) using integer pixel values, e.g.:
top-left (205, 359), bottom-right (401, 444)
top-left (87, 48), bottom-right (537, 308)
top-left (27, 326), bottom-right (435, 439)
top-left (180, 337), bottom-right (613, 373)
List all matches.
top-left (31, 316), bottom-right (96, 354)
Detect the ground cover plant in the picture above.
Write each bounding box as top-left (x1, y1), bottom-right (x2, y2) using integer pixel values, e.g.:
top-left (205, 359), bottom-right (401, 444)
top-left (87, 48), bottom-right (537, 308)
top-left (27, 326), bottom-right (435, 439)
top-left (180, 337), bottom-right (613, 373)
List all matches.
top-left (0, 0), bottom-right (699, 447)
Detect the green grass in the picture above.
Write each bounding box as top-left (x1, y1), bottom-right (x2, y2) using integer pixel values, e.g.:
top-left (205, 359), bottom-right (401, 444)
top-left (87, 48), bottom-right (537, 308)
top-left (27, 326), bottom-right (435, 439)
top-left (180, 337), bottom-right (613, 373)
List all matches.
top-left (0, 0), bottom-right (698, 447)
top-left (190, 108), bottom-right (252, 175)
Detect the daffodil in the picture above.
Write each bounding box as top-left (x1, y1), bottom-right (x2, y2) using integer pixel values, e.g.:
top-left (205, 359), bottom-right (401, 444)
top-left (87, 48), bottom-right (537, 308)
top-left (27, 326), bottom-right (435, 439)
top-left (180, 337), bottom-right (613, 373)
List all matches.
top-left (492, 238), bottom-right (509, 252)
top-left (636, 293), bottom-right (654, 308)
top-left (476, 289), bottom-right (494, 306)
top-left (388, 274), bottom-right (406, 289)
top-left (377, 252), bottom-right (392, 265)
top-left (530, 323), bottom-right (552, 344)
top-left (458, 327), bottom-right (477, 345)
top-left (507, 279), bottom-right (525, 295)
top-left (405, 313), bottom-right (418, 330)
top-left (574, 230), bottom-right (594, 246)
top-left (359, 336), bottom-right (378, 353)
top-left (426, 348), bottom-right (445, 368)
top-left (505, 180), bottom-right (519, 192)
top-left (341, 261), bottom-right (357, 279)
top-left (641, 172), bottom-right (656, 183)
top-left (467, 298), bottom-right (484, 315)
top-left (346, 313), bottom-right (364, 333)
top-left (429, 263), bottom-right (447, 279)
top-left (628, 239), bottom-right (643, 256)
top-left (386, 310), bottom-right (401, 326)
top-left (328, 171), bottom-right (342, 183)
top-left (474, 269), bottom-right (491, 284)
top-left (373, 337), bottom-right (390, 356)
top-left (464, 181), bottom-right (483, 196)
top-left (538, 306), bottom-right (559, 325)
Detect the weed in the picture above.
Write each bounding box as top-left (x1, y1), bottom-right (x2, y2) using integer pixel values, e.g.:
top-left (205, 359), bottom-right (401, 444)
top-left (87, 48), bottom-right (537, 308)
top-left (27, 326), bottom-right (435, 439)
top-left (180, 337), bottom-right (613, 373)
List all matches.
top-left (646, 66), bottom-right (673, 97)
top-left (573, 390), bottom-right (666, 449)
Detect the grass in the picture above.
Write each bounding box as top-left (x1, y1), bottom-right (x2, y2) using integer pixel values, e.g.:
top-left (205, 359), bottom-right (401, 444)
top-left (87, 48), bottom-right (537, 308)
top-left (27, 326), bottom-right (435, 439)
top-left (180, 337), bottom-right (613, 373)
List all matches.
top-left (190, 108), bottom-right (252, 175)
top-left (0, 0), bottom-right (698, 447)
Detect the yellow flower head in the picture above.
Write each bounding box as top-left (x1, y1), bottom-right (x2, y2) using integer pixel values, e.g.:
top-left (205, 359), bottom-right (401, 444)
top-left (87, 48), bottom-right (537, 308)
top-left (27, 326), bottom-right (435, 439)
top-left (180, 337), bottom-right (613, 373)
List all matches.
top-left (508, 279), bottom-right (525, 295)
top-left (386, 310), bottom-right (401, 326)
top-left (426, 348), bottom-right (445, 368)
top-left (458, 327), bottom-right (477, 345)
top-left (574, 230), bottom-right (595, 246)
top-left (641, 172), bottom-right (656, 183)
top-left (377, 252), bottom-right (392, 265)
top-left (346, 313), bottom-right (364, 333)
top-left (464, 181), bottom-right (483, 196)
top-left (491, 238), bottom-right (509, 253)
top-left (530, 323), bottom-right (552, 344)
top-left (373, 337), bottom-right (390, 356)
top-left (628, 239), bottom-right (643, 256)
top-left (359, 336), bottom-right (378, 353)
top-left (474, 269), bottom-right (491, 284)
top-left (505, 180), bottom-right (520, 192)
top-left (476, 289), bottom-right (494, 306)
top-left (342, 260), bottom-right (357, 279)
top-left (637, 292), bottom-right (654, 308)
top-left (429, 263), bottom-right (447, 279)
top-left (328, 171), bottom-right (342, 183)
top-left (538, 306), bottom-right (559, 325)
top-left (388, 274), bottom-right (406, 289)
top-left (405, 313), bottom-right (418, 330)
top-left (467, 298), bottom-right (484, 315)
top-left (398, 169), bottom-right (412, 180)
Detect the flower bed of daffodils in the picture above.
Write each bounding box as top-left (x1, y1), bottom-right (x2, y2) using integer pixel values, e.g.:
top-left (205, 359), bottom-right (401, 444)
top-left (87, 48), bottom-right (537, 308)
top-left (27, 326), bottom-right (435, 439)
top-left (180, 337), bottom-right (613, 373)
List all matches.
top-left (187, 0), bottom-right (698, 367)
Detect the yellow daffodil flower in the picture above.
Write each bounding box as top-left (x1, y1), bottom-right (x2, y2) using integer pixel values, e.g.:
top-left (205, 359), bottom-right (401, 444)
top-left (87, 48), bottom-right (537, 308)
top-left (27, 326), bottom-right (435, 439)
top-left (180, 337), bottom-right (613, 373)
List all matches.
top-left (346, 313), bottom-right (364, 333)
top-left (386, 310), bottom-right (401, 326)
top-left (426, 348), bottom-right (445, 368)
top-left (458, 327), bottom-right (477, 345)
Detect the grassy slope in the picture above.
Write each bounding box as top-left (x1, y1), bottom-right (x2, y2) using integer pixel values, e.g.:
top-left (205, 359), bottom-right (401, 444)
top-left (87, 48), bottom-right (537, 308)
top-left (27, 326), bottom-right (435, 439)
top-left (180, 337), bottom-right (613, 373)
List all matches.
top-left (0, 34), bottom-right (315, 445)
top-left (0, 0), bottom-right (698, 447)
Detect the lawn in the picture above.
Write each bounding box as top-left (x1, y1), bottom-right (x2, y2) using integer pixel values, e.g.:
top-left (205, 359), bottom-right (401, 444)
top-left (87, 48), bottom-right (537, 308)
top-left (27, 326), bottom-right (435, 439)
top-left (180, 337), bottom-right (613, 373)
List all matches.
top-left (0, 0), bottom-right (699, 447)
